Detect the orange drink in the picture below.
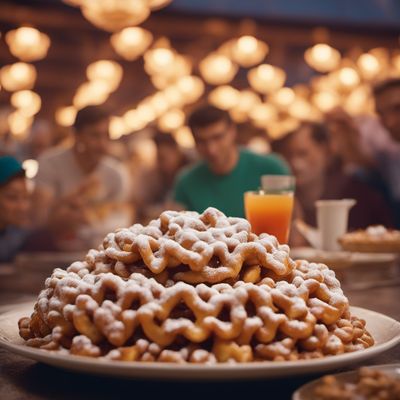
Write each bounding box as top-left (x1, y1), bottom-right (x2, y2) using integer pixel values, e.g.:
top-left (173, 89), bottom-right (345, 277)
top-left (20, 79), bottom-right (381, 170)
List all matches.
top-left (244, 191), bottom-right (294, 243)
top-left (244, 175), bottom-right (295, 243)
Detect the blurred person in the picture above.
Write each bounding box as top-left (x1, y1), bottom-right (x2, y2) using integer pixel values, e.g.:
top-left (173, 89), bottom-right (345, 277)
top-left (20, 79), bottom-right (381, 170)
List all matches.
top-left (32, 106), bottom-right (131, 250)
top-left (135, 132), bottom-right (192, 223)
top-left (173, 105), bottom-right (289, 217)
top-left (0, 156), bottom-right (30, 262)
top-left (325, 78), bottom-right (400, 227)
top-left (271, 122), bottom-right (393, 245)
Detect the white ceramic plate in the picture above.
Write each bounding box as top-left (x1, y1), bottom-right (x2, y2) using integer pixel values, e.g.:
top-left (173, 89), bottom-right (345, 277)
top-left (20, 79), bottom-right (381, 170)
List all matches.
top-left (291, 247), bottom-right (397, 269)
top-left (292, 363), bottom-right (400, 399)
top-left (0, 303), bottom-right (399, 380)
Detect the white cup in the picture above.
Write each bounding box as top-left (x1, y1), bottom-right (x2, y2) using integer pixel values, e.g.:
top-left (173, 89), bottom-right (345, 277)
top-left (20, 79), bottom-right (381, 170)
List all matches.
top-left (315, 199), bottom-right (356, 251)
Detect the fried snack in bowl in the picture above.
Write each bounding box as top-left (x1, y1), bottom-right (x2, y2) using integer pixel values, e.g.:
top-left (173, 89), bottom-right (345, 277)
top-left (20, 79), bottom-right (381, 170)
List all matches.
top-left (18, 207), bottom-right (374, 363)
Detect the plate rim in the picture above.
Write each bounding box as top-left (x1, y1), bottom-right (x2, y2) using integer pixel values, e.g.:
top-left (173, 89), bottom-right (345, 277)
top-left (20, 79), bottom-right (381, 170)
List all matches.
top-left (0, 302), bottom-right (399, 379)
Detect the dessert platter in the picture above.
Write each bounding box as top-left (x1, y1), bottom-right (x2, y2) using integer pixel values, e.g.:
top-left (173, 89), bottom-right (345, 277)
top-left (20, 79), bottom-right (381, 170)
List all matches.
top-left (293, 363), bottom-right (400, 399)
top-left (339, 225), bottom-right (400, 254)
top-left (0, 208), bottom-right (399, 379)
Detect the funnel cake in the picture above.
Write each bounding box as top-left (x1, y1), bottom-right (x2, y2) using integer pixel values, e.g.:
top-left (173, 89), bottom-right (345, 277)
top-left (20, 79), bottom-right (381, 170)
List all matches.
top-left (18, 207), bottom-right (374, 363)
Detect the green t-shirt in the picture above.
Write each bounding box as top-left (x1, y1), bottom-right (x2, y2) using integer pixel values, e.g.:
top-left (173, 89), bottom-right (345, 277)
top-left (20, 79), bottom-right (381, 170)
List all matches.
top-left (173, 149), bottom-right (290, 218)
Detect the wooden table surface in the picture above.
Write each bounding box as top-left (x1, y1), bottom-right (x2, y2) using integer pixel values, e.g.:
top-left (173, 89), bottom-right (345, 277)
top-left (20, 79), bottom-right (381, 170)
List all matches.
top-left (1, 257), bottom-right (399, 400)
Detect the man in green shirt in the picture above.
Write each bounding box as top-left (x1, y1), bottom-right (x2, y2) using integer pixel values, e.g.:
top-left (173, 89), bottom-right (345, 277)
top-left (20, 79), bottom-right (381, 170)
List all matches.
top-left (173, 105), bottom-right (290, 217)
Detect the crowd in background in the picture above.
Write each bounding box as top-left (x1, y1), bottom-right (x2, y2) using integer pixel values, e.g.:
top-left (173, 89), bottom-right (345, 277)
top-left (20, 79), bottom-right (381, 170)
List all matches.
top-left (1, 78), bottom-right (400, 262)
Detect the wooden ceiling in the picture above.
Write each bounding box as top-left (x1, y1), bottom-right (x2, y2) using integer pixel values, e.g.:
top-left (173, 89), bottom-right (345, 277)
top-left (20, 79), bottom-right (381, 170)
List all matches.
top-left (0, 0), bottom-right (399, 123)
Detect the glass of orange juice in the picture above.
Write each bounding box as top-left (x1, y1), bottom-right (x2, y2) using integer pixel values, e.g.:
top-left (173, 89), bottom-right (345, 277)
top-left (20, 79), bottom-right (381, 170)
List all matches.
top-left (244, 175), bottom-right (295, 243)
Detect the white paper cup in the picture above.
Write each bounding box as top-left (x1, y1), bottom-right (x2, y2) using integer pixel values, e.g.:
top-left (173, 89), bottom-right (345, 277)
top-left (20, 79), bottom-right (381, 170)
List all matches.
top-left (316, 199), bottom-right (356, 251)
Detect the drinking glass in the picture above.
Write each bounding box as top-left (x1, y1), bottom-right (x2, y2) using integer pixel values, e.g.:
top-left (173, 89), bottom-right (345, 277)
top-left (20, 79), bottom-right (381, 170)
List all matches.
top-left (244, 175), bottom-right (295, 243)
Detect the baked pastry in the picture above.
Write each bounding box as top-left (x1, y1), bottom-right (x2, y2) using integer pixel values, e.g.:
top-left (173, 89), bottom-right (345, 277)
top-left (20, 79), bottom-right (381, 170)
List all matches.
top-left (18, 207), bottom-right (374, 363)
top-left (339, 225), bottom-right (400, 253)
top-left (313, 367), bottom-right (400, 399)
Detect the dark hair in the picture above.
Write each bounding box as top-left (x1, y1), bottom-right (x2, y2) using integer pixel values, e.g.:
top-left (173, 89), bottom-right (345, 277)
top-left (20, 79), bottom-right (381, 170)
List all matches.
top-left (74, 106), bottom-right (109, 132)
top-left (187, 105), bottom-right (231, 134)
top-left (0, 169), bottom-right (25, 189)
top-left (373, 78), bottom-right (400, 98)
top-left (271, 122), bottom-right (328, 153)
top-left (153, 131), bottom-right (179, 148)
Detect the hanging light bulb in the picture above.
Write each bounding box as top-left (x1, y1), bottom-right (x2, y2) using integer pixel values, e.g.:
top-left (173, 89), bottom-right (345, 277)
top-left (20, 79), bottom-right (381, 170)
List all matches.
top-left (55, 106), bottom-right (77, 127)
top-left (199, 53), bottom-right (238, 85)
top-left (158, 109), bottom-right (185, 132)
top-left (148, 92), bottom-right (169, 116)
top-left (8, 110), bottom-right (33, 139)
top-left (229, 90), bottom-right (261, 123)
top-left (173, 126), bottom-right (195, 148)
top-left (10, 90), bottom-right (41, 117)
top-left (312, 91), bottom-right (341, 113)
top-left (270, 87), bottom-right (295, 108)
top-left (357, 53), bottom-right (381, 80)
top-left (344, 85), bottom-right (373, 115)
top-left (148, 0), bottom-right (172, 10)
top-left (304, 43), bottom-right (341, 73)
top-left (110, 27), bottom-right (153, 61)
top-left (81, 0), bottom-right (151, 32)
top-left (337, 67), bottom-right (360, 89)
top-left (5, 27), bottom-right (51, 62)
top-left (0, 62), bottom-right (37, 92)
top-left (109, 116), bottom-right (127, 139)
top-left (248, 64), bottom-right (286, 94)
top-left (231, 35), bottom-right (269, 68)
top-left (208, 86), bottom-right (240, 110)
top-left (175, 76), bottom-right (204, 104)
top-left (288, 98), bottom-right (321, 121)
top-left (144, 47), bottom-right (175, 76)
top-left (123, 109), bottom-right (148, 132)
top-left (73, 81), bottom-right (111, 109)
top-left (22, 159), bottom-right (39, 179)
top-left (86, 60), bottom-right (123, 92)
top-left (249, 103), bottom-right (278, 128)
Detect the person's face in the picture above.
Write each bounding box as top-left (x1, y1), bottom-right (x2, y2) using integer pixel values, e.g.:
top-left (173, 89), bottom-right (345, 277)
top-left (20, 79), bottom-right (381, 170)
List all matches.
top-left (0, 178), bottom-right (30, 228)
top-left (75, 119), bottom-right (110, 165)
top-left (157, 145), bottom-right (182, 178)
top-left (193, 119), bottom-right (237, 174)
top-left (375, 86), bottom-right (400, 142)
top-left (283, 127), bottom-right (329, 187)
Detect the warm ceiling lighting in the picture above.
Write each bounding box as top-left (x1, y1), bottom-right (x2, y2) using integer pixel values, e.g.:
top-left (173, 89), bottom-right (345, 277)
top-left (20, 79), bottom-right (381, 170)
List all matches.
top-left (136, 102), bottom-right (157, 123)
top-left (0, 62), bottom-right (37, 92)
top-left (73, 81), bottom-right (111, 109)
top-left (81, 0), bottom-right (150, 32)
top-left (344, 85), bottom-right (372, 115)
top-left (148, 0), bottom-right (172, 10)
top-left (162, 86), bottom-right (185, 108)
top-left (148, 93), bottom-right (169, 116)
top-left (288, 98), bottom-right (321, 121)
top-left (337, 67), bottom-right (360, 89)
top-left (86, 59), bottom-right (123, 92)
top-left (55, 106), bottom-right (77, 127)
top-left (270, 87), bottom-right (295, 107)
top-left (123, 109), bottom-right (147, 131)
top-left (357, 53), bottom-right (381, 80)
top-left (248, 64), bottom-right (286, 94)
top-left (158, 109), bottom-right (185, 132)
top-left (249, 103), bottom-right (278, 128)
top-left (268, 118), bottom-right (300, 140)
top-left (5, 27), bottom-right (50, 62)
top-left (208, 86), bottom-right (240, 110)
top-left (199, 53), bottom-right (238, 85)
top-left (175, 76), bottom-right (204, 104)
top-left (144, 47), bottom-right (175, 75)
top-left (22, 159), bottom-right (39, 179)
top-left (231, 35), bottom-right (269, 68)
top-left (109, 116), bottom-right (127, 139)
top-left (229, 90), bottom-right (261, 123)
top-left (304, 43), bottom-right (341, 73)
top-left (173, 126), bottom-right (195, 148)
top-left (312, 91), bottom-right (341, 113)
top-left (110, 27), bottom-right (153, 61)
top-left (8, 110), bottom-right (33, 138)
top-left (11, 90), bottom-right (41, 117)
